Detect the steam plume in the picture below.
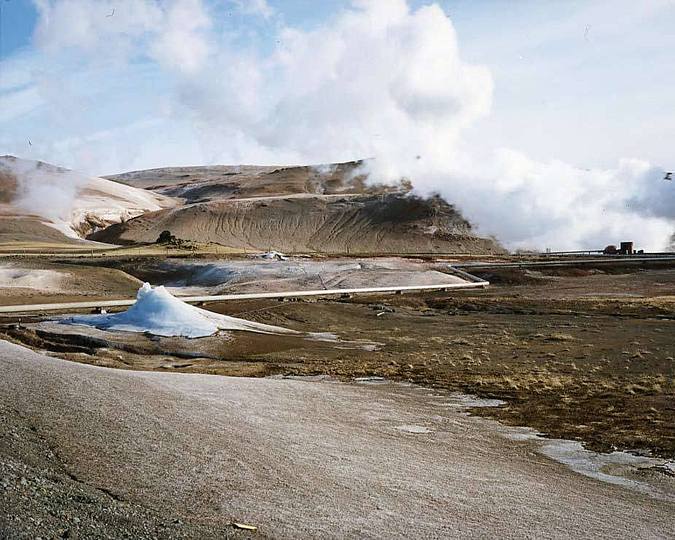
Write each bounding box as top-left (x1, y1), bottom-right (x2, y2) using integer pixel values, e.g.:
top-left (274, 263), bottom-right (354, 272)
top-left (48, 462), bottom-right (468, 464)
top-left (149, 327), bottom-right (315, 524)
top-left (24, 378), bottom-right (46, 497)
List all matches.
top-left (7, 0), bottom-right (675, 250)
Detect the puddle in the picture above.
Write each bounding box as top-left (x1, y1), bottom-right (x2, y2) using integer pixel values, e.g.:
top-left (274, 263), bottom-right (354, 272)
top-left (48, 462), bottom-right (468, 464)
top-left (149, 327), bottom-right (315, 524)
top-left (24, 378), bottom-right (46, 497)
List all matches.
top-left (271, 374), bottom-right (334, 383)
top-left (308, 332), bottom-right (382, 351)
top-left (397, 425), bottom-right (432, 434)
top-left (498, 426), bottom-right (675, 502)
top-left (436, 393), bottom-right (505, 408)
top-left (370, 379), bottom-right (673, 501)
top-left (270, 375), bottom-right (674, 502)
top-left (354, 376), bottom-right (387, 384)
top-left (308, 332), bottom-right (341, 342)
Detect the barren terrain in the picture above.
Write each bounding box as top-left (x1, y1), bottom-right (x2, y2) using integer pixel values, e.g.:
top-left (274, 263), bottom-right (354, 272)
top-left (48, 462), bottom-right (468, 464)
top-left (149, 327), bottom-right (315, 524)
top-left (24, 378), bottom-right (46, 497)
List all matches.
top-left (1, 157), bottom-right (504, 256)
top-left (1, 341), bottom-right (673, 539)
top-left (2, 258), bottom-right (673, 458)
top-left (0, 156), bottom-right (174, 243)
top-left (95, 161), bottom-right (504, 254)
top-left (91, 193), bottom-right (502, 254)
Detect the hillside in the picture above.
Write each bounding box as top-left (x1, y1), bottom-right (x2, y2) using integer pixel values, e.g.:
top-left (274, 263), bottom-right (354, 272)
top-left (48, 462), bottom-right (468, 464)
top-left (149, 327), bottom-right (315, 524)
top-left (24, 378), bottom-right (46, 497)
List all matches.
top-left (99, 162), bottom-right (503, 255)
top-left (105, 161), bottom-right (400, 202)
top-left (0, 156), bottom-right (175, 244)
top-left (0, 157), bottom-right (502, 254)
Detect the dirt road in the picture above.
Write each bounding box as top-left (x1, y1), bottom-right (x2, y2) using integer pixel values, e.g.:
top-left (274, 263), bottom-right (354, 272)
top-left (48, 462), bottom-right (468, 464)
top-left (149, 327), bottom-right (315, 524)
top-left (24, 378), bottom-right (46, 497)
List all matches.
top-left (1, 340), bottom-right (673, 539)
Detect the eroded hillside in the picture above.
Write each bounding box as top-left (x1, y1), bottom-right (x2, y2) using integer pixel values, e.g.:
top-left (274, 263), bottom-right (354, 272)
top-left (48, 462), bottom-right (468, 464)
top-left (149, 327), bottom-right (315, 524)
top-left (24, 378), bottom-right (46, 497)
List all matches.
top-left (100, 162), bottom-right (503, 255)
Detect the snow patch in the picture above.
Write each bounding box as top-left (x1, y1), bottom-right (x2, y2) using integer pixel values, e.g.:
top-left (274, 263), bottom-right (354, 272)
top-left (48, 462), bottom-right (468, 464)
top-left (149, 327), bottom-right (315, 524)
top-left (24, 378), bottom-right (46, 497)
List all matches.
top-left (256, 251), bottom-right (288, 261)
top-left (66, 283), bottom-right (295, 338)
top-left (0, 266), bottom-right (66, 291)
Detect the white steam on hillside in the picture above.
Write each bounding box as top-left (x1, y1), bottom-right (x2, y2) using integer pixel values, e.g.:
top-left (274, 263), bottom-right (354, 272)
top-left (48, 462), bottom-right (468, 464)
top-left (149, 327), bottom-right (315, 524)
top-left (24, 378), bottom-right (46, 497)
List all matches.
top-left (0, 156), bottom-right (173, 238)
top-left (4, 0), bottom-right (674, 250)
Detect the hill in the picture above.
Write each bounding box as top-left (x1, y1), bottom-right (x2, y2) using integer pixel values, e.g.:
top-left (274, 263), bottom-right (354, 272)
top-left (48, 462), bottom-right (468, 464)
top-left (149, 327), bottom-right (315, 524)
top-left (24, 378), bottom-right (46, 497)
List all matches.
top-left (99, 162), bottom-right (503, 255)
top-left (0, 156), bottom-right (175, 245)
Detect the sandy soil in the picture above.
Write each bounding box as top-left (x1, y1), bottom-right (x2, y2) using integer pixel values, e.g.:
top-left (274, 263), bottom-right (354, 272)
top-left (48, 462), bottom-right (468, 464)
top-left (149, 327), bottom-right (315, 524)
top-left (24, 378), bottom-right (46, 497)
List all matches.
top-left (105, 160), bottom-right (385, 201)
top-left (0, 216), bottom-right (82, 245)
top-left (2, 157), bottom-right (502, 255)
top-left (1, 340), bottom-right (673, 539)
top-left (0, 156), bottom-right (175, 241)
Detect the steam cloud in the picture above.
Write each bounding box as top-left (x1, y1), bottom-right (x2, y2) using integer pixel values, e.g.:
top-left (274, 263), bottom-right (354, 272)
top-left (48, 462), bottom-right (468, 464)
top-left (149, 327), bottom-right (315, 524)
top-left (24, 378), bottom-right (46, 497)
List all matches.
top-left (0, 156), bottom-right (89, 222)
top-left (15, 1), bottom-right (675, 249)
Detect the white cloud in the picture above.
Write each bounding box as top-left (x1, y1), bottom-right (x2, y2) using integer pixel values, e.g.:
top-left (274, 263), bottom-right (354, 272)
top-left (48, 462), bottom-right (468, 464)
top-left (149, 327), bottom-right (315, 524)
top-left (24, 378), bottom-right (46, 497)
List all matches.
top-left (150, 0), bottom-right (212, 74)
top-left (32, 0), bottom-right (162, 59)
top-left (0, 86), bottom-right (43, 123)
top-left (3, 0), bottom-right (674, 250)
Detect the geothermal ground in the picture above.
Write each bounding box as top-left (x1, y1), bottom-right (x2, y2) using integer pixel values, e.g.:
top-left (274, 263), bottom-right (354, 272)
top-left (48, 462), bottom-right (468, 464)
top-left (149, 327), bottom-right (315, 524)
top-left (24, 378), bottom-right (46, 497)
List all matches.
top-left (1, 252), bottom-right (674, 538)
top-left (0, 159), bottom-right (673, 538)
top-left (1, 340), bottom-right (673, 539)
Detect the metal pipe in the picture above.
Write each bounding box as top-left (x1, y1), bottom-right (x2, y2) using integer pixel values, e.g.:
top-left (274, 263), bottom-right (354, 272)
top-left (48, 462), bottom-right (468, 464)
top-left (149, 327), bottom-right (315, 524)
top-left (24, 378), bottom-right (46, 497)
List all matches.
top-left (0, 281), bottom-right (489, 314)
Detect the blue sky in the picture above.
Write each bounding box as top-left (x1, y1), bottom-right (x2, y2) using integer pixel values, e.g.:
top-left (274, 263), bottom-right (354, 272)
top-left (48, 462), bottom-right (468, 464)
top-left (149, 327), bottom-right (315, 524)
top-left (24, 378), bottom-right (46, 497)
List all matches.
top-left (0, 0), bottom-right (38, 58)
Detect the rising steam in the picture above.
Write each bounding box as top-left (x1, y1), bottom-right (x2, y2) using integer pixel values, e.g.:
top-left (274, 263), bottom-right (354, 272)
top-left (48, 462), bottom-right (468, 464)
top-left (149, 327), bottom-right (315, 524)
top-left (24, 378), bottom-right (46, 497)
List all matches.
top-left (11, 0), bottom-right (675, 250)
top-left (0, 156), bottom-right (89, 221)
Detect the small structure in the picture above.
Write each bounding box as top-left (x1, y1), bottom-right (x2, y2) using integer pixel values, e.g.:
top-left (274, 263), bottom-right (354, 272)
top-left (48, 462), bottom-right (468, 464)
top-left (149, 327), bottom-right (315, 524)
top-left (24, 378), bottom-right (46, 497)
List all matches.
top-left (619, 241), bottom-right (634, 255)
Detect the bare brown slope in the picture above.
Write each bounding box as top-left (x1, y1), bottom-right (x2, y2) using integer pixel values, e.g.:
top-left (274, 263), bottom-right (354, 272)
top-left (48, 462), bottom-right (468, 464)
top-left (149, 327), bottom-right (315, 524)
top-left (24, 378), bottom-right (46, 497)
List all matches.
top-left (0, 216), bottom-right (80, 245)
top-left (91, 193), bottom-right (503, 254)
top-left (0, 156), bottom-right (176, 244)
top-left (0, 165), bottom-right (75, 244)
top-left (105, 160), bottom-right (402, 203)
top-left (102, 161), bottom-right (503, 254)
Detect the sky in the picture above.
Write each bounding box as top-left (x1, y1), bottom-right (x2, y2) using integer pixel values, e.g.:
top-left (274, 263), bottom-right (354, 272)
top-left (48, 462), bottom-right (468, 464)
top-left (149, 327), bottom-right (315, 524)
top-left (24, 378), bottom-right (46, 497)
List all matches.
top-left (0, 0), bottom-right (674, 250)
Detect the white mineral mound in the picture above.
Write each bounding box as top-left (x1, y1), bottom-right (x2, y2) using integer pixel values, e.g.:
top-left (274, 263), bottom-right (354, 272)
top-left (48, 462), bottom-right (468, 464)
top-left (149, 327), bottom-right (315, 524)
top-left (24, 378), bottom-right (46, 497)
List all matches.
top-left (0, 265), bottom-right (65, 291)
top-left (0, 156), bottom-right (175, 239)
top-left (68, 283), bottom-right (294, 338)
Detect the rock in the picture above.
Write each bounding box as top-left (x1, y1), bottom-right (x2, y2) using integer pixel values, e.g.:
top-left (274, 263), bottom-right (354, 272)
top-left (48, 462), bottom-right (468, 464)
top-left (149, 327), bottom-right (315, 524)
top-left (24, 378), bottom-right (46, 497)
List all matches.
top-left (546, 333), bottom-right (575, 342)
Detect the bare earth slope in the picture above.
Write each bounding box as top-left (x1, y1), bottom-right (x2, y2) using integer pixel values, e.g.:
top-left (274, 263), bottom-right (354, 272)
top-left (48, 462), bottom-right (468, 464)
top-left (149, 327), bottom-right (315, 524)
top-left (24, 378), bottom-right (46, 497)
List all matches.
top-left (0, 156), bottom-right (175, 244)
top-left (100, 162), bottom-right (503, 254)
top-left (91, 193), bottom-right (500, 254)
top-left (105, 161), bottom-right (386, 201)
top-left (0, 215), bottom-right (78, 245)
top-left (0, 260), bottom-right (142, 305)
top-left (1, 340), bottom-right (673, 539)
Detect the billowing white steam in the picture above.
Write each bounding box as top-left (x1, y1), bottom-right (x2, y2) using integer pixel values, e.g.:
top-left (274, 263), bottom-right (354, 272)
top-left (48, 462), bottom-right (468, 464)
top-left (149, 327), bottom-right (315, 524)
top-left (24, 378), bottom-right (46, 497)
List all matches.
top-left (0, 157), bottom-right (89, 221)
top-left (25, 0), bottom-right (675, 249)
